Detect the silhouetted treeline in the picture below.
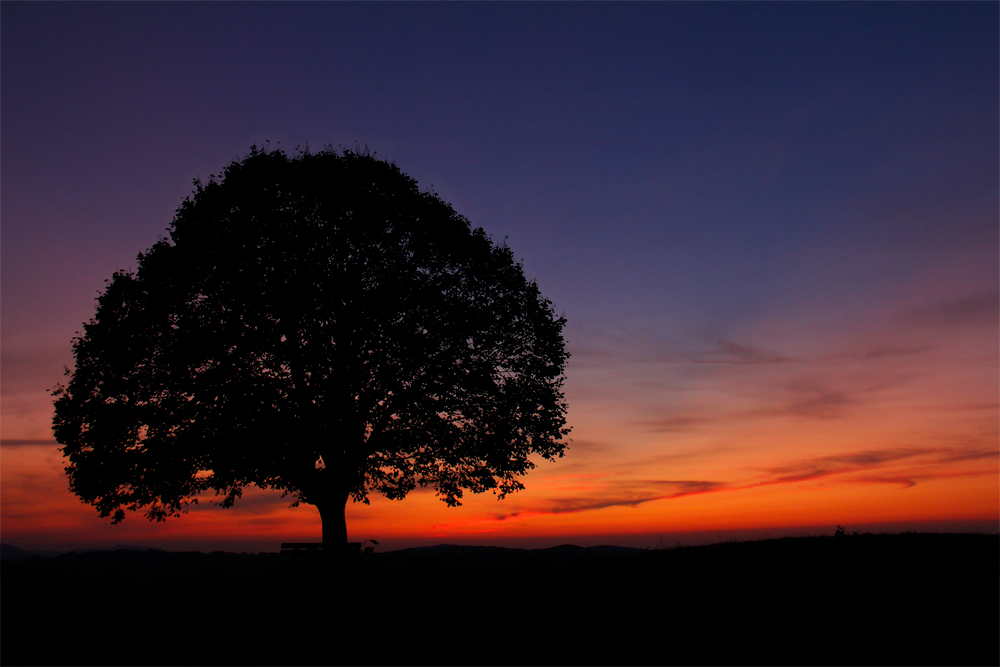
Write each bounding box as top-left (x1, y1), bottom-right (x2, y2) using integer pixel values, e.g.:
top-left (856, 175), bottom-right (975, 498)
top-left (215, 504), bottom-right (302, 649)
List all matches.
top-left (3, 533), bottom-right (997, 666)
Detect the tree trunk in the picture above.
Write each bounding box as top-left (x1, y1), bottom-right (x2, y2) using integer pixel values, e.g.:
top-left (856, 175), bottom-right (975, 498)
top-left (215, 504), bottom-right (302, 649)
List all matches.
top-left (318, 499), bottom-right (348, 546)
top-left (315, 488), bottom-right (351, 562)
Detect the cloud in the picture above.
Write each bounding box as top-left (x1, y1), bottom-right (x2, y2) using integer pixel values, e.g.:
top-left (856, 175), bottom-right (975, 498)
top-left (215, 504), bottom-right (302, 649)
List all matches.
top-left (562, 439), bottom-right (613, 453)
top-left (693, 339), bottom-right (790, 365)
top-left (0, 345), bottom-right (72, 395)
top-left (762, 448), bottom-right (930, 477)
top-left (637, 380), bottom-right (866, 438)
top-left (566, 343), bottom-right (618, 365)
top-left (934, 447), bottom-right (1000, 464)
top-left (442, 477), bottom-right (731, 527)
top-left (941, 401), bottom-right (1000, 412)
top-left (569, 325), bottom-right (796, 369)
top-left (616, 328), bottom-right (947, 434)
top-left (770, 469), bottom-right (838, 484)
top-left (786, 388), bottom-right (852, 419)
top-left (902, 291), bottom-right (999, 329)
top-left (826, 449), bottom-right (930, 466)
top-left (540, 479), bottom-right (726, 515)
top-left (632, 379), bottom-right (688, 392)
top-left (0, 439), bottom-right (59, 447)
top-left (434, 440), bottom-right (998, 530)
top-left (862, 344), bottom-right (930, 359)
top-left (623, 443), bottom-right (743, 469)
top-left (641, 416), bottom-right (714, 433)
top-left (855, 468), bottom-right (998, 489)
top-left (756, 376), bottom-right (890, 421)
top-left (750, 445), bottom-right (998, 490)
top-left (852, 475), bottom-right (918, 489)
top-left (645, 338), bottom-right (791, 366)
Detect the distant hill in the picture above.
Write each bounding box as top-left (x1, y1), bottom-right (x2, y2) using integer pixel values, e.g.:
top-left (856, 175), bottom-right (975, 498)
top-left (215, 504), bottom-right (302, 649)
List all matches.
top-left (0, 542), bottom-right (158, 560)
top-left (0, 543), bottom-right (35, 560)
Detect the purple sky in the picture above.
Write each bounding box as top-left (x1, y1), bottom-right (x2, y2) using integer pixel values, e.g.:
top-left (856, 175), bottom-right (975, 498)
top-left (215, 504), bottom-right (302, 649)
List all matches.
top-left (2, 3), bottom-right (997, 551)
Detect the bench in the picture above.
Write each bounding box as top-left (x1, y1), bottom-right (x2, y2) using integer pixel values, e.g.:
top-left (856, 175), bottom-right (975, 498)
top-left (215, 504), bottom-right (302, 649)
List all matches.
top-left (280, 542), bottom-right (362, 561)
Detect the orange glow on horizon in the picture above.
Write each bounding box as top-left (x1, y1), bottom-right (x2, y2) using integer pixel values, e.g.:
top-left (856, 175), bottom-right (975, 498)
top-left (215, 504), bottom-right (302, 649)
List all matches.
top-left (3, 264), bottom-right (997, 552)
top-left (2, 432), bottom-right (996, 552)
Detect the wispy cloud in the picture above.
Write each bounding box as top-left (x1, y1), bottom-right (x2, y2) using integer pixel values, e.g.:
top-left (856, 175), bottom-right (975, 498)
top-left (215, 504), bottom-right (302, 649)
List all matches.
top-left (640, 338), bottom-right (792, 366)
top-left (689, 339), bottom-right (790, 365)
top-left (425, 438), bottom-right (997, 535)
top-left (0, 439), bottom-right (59, 447)
top-left (761, 448), bottom-right (933, 477)
top-left (509, 478), bottom-right (728, 519)
top-left (940, 401), bottom-right (1000, 412)
top-left (0, 345), bottom-right (72, 395)
top-left (751, 445), bottom-right (998, 490)
top-left (567, 327), bottom-right (795, 369)
top-left (854, 474), bottom-right (919, 489)
top-left (565, 342), bottom-right (619, 368)
top-left (934, 447), bottom-right (1000, 464)
top-left (639, 379), bottom-right (862, 433)
top-left (902, 291), bottom-right (999, 329)
top-left (784, 384), bottom-right (853, 419)
top-left (862, 344), bottom-right (931, 359)
top-left (641, 416), bottom-right (714, 433)
top-left (855, 468), bottom-right (998, 489)
top-left (561, 439), bottom-right (614, 453)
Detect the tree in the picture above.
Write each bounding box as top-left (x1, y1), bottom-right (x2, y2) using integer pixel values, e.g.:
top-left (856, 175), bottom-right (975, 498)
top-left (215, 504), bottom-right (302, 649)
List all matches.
top-left (53, 147), bottom-right (570, 548)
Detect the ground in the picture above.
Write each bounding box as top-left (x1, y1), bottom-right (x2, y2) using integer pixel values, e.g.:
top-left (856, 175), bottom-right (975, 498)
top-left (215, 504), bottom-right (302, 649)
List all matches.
top-left (2, 533), bottom-right (997, 666)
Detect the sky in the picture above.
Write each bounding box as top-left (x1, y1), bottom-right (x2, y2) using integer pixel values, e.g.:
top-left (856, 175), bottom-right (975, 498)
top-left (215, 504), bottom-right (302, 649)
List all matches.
top-left (2, 2), bottom-right (997, 553)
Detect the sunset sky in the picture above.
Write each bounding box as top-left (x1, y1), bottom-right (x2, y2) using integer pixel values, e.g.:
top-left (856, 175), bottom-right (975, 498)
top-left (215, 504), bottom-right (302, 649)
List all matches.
top-left (2, 3), bottom-right (997, 553)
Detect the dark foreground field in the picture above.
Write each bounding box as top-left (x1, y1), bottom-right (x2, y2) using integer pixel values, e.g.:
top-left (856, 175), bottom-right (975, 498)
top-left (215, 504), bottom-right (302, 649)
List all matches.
top-left (2, 533), bottom-right (997, 666)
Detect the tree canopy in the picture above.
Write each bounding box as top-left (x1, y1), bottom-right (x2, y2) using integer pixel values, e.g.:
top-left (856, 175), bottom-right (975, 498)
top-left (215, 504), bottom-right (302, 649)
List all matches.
top-left (53, 147), bottom-right (570, 544)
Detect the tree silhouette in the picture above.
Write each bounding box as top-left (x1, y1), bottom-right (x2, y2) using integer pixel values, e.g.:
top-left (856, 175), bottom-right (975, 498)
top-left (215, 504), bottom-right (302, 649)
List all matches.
top-left (53, 147), bottom-right (570, 548)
